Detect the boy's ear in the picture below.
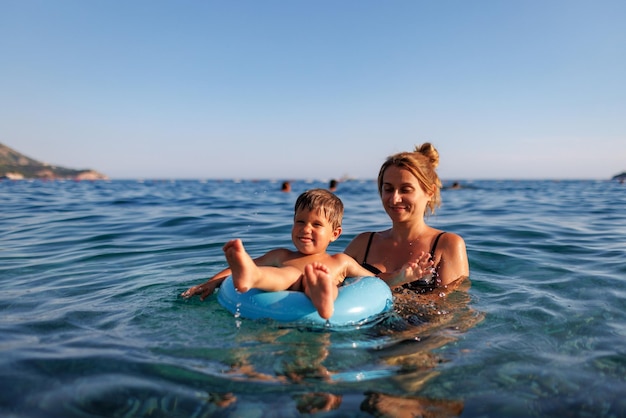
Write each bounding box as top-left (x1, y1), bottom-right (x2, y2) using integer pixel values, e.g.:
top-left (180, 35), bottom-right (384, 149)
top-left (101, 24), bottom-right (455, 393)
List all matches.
top-left (331, 226), bottom-right (342, 241)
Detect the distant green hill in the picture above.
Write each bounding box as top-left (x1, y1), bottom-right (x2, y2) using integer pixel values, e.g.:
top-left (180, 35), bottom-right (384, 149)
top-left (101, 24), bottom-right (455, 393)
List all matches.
top-left (0, 142), bottom-right (108, 180)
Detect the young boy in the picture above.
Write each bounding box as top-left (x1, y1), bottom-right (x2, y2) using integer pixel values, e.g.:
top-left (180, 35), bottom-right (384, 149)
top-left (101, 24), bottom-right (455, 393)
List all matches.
top-left (182, 189), bottom-right (432, 319)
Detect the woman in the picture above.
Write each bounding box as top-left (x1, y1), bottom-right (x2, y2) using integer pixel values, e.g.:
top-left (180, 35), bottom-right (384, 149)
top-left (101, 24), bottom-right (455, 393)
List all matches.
top-left (345, 143), bottom-right (469, 291)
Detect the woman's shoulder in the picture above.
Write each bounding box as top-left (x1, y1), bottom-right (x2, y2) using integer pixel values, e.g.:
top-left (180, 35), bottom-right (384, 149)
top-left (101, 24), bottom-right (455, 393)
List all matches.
top-left (436, 230), bottom-right (466, 250)
top-left (345, 231), bottom-right (370, 245)
top-left (344, 231), bottom-right (376, 259)
top-left (352, 231), bottom-right (375, 241)
top-left (440, 230), bottom-right (465, 244)
top-left (434, 231), bottom-right (469, 285)
top-left (351, 229), bottom-right (392, 241)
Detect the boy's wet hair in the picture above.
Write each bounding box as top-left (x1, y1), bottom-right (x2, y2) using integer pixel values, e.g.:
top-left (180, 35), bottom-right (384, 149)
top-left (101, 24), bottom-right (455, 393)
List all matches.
top-left (294, 188), bottom-right (343, 230)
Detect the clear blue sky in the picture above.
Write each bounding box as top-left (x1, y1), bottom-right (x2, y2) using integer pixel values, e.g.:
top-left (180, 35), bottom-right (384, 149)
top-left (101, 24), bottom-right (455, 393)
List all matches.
top-left (1, 0), bottom-right (624, 180)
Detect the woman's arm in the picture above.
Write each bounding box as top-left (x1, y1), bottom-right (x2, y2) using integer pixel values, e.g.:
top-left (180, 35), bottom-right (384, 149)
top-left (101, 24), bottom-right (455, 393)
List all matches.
top-left (436, 233), bottom-right (469, 286)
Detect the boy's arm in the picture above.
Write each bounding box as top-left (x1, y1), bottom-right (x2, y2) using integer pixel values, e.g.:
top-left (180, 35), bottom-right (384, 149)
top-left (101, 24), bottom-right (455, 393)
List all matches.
top-left (181, 248), bottom-right (290, 300)
top-left (181, 268), bottom-right (231, 300)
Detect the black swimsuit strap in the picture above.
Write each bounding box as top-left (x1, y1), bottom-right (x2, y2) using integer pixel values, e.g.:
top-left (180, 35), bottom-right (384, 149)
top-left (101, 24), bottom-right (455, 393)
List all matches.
top-left (360, 232), bottom-right (382, 275)
top-left (430, 231), bottom-right (446, 259)
top-left (362, 232), bottom-right (376, 264)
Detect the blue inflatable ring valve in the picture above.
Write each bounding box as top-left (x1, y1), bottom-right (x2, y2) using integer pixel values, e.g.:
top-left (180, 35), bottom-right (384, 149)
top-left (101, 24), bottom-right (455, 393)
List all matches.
top-left (217, 276), bottom-right (393, 328)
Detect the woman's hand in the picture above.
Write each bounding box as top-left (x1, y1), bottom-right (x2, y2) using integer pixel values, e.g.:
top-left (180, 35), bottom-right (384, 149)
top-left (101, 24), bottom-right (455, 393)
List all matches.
top-left (401, 251), bottom-right (436, 284)
top-left (378, 251), bottom-right (434, 288)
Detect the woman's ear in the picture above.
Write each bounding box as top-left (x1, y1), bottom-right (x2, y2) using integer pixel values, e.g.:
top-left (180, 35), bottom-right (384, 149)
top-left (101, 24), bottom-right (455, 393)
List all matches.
top-left (427, 185), bottom-right (436, 200)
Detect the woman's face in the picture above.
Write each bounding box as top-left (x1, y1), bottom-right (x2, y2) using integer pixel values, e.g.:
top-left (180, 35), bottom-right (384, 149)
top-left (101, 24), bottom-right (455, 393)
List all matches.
top-left (380, 165), bottom-right (432, 222)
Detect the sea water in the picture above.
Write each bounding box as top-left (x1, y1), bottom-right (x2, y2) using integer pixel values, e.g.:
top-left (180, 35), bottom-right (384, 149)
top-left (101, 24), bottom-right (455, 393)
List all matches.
top-left (1, 179), bottom-right (624, 417)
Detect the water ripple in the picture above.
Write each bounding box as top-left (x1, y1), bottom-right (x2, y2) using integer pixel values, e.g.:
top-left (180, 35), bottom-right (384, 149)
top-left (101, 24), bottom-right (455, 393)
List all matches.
top-left (1, 179), bottom-right (625, 416)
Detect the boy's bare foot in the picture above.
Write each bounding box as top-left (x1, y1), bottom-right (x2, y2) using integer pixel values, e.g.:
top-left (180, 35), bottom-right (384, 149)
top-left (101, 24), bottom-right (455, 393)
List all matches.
top-left (303, 262), bottom-right (337, 320)
top-left (223, 239), bottom-right (259, 292)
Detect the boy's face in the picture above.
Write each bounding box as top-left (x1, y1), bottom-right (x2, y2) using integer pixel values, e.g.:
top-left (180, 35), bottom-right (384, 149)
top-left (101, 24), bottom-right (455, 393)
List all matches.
top-left (291, 208), bottom-right (341, 255)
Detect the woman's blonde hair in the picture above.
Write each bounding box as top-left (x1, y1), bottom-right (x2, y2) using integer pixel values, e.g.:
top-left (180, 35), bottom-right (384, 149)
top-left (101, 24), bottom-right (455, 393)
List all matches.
top-left (377, 143), bottom-right (442, 215)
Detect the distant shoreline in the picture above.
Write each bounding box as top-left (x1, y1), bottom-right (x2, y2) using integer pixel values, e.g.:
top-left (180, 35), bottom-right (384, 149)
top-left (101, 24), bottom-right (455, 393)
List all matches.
top-left (0, 142), bottom-right (108, 181)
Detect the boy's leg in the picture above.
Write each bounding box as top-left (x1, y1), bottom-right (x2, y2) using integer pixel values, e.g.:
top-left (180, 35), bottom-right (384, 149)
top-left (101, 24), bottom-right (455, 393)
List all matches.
top-left (303, 262), bottom-right (338, 320)
top-left (223, 239), bottom-right (300, 292)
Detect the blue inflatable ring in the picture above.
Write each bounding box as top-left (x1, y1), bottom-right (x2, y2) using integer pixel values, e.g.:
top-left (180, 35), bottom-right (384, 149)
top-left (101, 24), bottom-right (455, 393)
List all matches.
top-left (217, 276), bottom-right (393, 328)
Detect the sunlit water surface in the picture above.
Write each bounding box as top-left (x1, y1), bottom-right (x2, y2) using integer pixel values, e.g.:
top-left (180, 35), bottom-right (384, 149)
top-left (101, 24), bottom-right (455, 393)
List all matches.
top-left (1, 179), bottom-right (624, 417)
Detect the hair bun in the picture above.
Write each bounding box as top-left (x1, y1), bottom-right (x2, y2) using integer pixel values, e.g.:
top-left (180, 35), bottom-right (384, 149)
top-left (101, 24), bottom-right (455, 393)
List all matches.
top-left (415, 143), bottom-right (439, 168)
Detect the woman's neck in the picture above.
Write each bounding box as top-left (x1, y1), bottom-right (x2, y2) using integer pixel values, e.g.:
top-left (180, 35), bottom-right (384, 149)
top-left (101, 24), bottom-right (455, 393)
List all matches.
top-left (389, 220), bottom-right (431, 243)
